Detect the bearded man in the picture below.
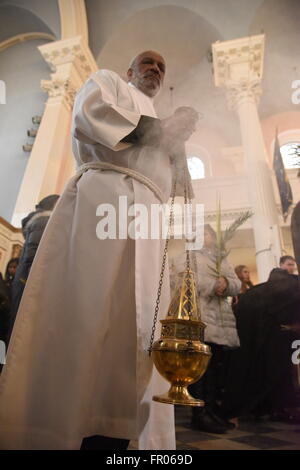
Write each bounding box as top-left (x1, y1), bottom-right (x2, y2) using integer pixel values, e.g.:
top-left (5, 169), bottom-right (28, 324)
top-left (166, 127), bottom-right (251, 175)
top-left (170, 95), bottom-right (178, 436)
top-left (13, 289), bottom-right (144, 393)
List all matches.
top-left (0, 51), bottom-right (198, 450)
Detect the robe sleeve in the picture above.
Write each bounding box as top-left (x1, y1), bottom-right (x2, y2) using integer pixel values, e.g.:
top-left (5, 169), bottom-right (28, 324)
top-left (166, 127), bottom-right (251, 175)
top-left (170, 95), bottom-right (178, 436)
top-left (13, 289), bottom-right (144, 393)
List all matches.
top-left (72, 70), bottom-right (142, 151)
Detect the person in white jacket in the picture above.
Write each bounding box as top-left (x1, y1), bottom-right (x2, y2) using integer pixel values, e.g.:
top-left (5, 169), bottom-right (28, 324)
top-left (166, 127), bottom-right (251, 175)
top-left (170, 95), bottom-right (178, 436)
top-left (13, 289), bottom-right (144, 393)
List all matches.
top-left (0, 51), bottom-right (198, 450)
top-left (170, 224), bottom-right (241, 434)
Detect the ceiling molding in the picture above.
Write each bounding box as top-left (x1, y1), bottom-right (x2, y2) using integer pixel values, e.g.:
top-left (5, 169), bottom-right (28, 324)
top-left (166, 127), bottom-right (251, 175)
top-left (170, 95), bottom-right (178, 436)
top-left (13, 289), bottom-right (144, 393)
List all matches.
top-left (0, 32), bottom-right (55, 53)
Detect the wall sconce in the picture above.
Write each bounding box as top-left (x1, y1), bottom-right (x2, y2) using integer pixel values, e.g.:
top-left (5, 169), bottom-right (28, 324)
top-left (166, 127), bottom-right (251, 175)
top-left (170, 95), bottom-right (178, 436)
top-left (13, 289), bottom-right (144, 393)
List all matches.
top-left (27, 129), bottom-right (37, 137)
top-left (32, 115), bottom-right (42, 125)
top-left (22, 143), bottom-right (33, 152)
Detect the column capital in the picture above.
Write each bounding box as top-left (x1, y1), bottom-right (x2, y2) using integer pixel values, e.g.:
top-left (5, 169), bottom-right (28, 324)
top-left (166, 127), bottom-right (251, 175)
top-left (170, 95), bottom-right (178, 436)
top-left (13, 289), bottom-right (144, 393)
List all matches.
top-left (41, 78), bottom-right (77, 108)
top-left (38, 36), bottom-right (98, 107)
top-left (212, 34), bottom-right (265, 109)
top-left (226, 79), bottom-right (262, 111)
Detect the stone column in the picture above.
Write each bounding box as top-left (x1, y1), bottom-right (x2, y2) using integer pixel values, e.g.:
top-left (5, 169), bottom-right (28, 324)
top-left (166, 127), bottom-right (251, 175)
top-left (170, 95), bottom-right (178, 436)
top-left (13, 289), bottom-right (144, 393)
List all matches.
top-left (212, 34), bottom-right (282, 282)
top-left (11, 36), bottom-right (98, 226)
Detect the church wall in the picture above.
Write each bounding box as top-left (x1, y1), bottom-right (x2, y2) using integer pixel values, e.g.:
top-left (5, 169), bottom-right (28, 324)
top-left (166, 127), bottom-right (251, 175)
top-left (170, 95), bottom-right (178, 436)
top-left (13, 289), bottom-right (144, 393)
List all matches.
top-left (0, 39), bottom-right (51, 221)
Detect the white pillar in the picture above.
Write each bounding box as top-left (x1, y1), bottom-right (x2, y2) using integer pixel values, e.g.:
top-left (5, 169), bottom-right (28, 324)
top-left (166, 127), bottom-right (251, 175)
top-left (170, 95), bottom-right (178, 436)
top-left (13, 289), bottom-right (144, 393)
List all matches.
top-left (11, 36), bottom-right (98, 227)
top-left (212, 35), bottom-right (282, 282)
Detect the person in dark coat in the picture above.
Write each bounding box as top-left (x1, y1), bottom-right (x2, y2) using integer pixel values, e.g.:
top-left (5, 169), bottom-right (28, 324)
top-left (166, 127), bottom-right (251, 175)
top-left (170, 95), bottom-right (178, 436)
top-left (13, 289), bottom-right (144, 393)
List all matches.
top-left (8, 195), bottom-right (59, 343)
top-left (0, 259), bottom-right (19, 358)
top-left (221, 268), bottom-right (300, 421)
top-left (0, 273), bottom-right (10, 370)
top-left (291, 202), bottom-right (300, 275)
top-left (4, 258), bottom-right (19, 293)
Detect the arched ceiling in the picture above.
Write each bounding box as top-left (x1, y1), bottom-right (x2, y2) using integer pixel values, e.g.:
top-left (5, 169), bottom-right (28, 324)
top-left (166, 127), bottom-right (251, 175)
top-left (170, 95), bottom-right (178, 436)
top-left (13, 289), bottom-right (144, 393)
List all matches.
top-left (87, 0), bottom-right (300, 148)
top-left (94, 5), bottom-right (241, 146)
top-left (250, 0), bottom-right (300, 119)
top-left (96, 6), bottom-right (221, 89)
top-left (0, 3), bottom-right (55, 43)
top-left (0, 0), bottom-right (60, 39)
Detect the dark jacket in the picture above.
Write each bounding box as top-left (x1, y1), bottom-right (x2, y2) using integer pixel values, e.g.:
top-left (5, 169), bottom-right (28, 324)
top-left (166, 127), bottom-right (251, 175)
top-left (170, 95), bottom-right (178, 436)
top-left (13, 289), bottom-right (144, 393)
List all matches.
top-left (9, 210), bottom-right (53, 340)
top-left (0, 273), bottom-right (10, 349)
top-left (222, 270), bottom-right (300, 418)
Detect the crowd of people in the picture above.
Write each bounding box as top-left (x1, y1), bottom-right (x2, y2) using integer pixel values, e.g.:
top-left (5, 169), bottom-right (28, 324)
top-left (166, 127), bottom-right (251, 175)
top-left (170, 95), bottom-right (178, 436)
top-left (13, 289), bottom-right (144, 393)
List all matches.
top-left (171, 242), bottom-right (300, 434)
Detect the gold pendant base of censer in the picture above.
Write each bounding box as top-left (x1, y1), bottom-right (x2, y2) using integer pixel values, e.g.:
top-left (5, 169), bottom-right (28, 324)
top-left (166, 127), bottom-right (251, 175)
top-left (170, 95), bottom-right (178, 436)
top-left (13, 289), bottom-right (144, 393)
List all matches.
top-left (151, 336), bottom-right (211, 406)
top-left (153, 386), bottom-right (204, 406)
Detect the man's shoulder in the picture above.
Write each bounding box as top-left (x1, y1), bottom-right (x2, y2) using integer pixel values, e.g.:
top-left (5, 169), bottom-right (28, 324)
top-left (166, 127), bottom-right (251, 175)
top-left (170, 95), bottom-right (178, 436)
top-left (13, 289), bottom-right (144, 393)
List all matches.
top-left (92, 69), bottom-right (124, 86)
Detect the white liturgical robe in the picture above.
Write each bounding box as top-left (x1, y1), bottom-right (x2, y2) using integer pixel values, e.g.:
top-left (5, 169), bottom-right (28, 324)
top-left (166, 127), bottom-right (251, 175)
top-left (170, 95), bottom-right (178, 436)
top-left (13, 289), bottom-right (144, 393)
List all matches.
top-left (0, 70), bottom-right (176, 450)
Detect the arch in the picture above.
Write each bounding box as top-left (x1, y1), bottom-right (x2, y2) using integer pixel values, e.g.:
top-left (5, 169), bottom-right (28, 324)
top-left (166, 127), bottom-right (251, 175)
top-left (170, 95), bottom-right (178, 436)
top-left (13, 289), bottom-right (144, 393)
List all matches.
top-left (0, 32), bottom-right (55, 53)
top-left (187, 156), bottom-right (205, 180)
top-left (186, 143), bottom-right (212, 178)
top-left (280, 142), bottom-right (300, 170)
top-left (95, 5), bottom-right (221, 82)
top-left (250, 0), bottom-right (300, 118)
top-left (261, 111), bottom-right (300, 165)
top-left (58, 0), bottom-right (88, 42)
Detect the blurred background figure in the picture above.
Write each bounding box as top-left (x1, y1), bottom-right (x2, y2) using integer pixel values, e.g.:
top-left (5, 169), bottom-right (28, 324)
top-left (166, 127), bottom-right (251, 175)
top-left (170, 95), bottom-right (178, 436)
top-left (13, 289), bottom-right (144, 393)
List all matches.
top-left (0, 258), bottom-right (19, 372)
top-left (234, 265), bottom-right (254, 293)
top-left (232, 265), bottom-right (254, 310)
top-left (279, 255), bottom-right (297, 274)
top-left (4, 258), bottom-right (19, 294)
top-left (267, 255), bottom-right (297, 282)
top-left (7, 194), bottom-right (59, 345)
top-left (0, 272), bottom-right (10, 372)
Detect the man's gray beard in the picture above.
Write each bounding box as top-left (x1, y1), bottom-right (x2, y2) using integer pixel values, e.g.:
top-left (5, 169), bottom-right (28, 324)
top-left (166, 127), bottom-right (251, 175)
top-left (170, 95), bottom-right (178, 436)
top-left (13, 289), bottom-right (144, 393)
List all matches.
top-left (139, 77), bottom-right (161, 97)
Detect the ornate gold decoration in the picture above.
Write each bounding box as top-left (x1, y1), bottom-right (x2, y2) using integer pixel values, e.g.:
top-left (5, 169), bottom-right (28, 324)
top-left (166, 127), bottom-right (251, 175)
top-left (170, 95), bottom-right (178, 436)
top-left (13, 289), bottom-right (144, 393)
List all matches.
top-left (151, 270), bottom-right (211, 406)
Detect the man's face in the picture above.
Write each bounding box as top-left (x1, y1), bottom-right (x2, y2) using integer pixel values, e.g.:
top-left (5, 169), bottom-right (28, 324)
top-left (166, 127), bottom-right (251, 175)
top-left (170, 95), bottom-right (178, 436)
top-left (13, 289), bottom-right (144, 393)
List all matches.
top-left (203, 229), bottom-right (215, 249)
top-left (127, 51), bottom-right (166, 98)
top-left (241, 267), bottom-right (250, 282)
top-left (8, 262), bottom-right (17, 277)
top-left (280, 259), bottom-right (296, 274)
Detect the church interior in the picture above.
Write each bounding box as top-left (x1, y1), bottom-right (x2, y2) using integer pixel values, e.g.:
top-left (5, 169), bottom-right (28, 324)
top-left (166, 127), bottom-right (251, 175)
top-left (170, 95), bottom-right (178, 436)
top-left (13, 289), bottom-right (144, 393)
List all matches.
top-left (0, 0), bottom-right (299, 452)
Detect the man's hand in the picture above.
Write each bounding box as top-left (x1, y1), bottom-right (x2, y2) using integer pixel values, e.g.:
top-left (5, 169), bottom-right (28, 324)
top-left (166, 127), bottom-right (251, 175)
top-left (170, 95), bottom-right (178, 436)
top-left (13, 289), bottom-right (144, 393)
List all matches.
top-left (161, 106), bottom-right (199, 144)
top-left (215, 276), bottom-right (228, 297)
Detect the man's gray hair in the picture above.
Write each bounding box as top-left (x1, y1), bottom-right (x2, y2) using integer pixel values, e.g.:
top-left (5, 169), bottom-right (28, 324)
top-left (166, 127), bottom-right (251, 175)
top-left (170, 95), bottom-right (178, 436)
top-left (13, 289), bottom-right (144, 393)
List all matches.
top-left (128, 50), bottom-right (165, 70)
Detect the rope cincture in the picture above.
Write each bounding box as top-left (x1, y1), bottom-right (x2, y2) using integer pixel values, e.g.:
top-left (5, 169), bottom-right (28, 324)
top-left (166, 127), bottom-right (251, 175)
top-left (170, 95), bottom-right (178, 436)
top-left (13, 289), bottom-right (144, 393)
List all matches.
top-left (77, 161), bottom-right (165, 204)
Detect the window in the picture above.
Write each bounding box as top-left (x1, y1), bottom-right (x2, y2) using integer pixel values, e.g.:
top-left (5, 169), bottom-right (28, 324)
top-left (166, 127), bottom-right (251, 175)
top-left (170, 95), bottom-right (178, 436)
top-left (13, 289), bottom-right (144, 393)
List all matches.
top-left (187, 156), bottom-right (205, 180)
top-left (280, 142), bottom-right (300, 169)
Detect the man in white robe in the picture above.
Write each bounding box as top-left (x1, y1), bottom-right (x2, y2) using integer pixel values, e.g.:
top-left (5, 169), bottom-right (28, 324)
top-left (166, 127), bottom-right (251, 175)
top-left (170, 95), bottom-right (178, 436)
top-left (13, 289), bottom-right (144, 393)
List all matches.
top-left (0, 51), bottom-right (198, 450)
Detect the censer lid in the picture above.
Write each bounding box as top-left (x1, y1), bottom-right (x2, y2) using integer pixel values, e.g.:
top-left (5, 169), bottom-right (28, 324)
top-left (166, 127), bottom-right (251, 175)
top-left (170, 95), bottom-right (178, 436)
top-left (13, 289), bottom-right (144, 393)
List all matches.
top-left (167, 269), bottom-right (200, 322)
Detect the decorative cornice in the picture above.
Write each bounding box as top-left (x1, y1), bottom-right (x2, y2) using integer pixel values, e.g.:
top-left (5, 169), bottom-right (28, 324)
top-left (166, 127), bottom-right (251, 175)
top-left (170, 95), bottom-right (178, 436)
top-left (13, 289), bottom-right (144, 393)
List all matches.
top-left (212, 34), bottom-right (265, 88)
top-left (0, 217), bottom-right (22, 234)
top-left (38, 36), bottom-right (98, 83)
top-left (203, 209), bottom-right (252, 223)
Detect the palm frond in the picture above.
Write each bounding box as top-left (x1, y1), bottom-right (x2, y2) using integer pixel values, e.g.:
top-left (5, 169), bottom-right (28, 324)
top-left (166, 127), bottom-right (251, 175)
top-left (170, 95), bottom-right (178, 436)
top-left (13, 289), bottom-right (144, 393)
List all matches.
top-left (222, 211), bottom-right (252, 245)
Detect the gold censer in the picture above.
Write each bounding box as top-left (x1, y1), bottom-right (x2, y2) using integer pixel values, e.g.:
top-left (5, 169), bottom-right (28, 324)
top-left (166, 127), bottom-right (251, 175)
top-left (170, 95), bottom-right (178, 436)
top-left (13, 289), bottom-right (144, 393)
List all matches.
top-left (150, 269), bottom-right (211, 406)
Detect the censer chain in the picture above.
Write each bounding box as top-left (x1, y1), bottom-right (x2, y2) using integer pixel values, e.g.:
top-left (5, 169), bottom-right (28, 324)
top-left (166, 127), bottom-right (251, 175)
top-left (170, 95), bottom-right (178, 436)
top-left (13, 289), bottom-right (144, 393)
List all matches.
top-left (148, 179), bottom-right (177, 355)
top-left (184, 170), bottom-right (193, 334)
